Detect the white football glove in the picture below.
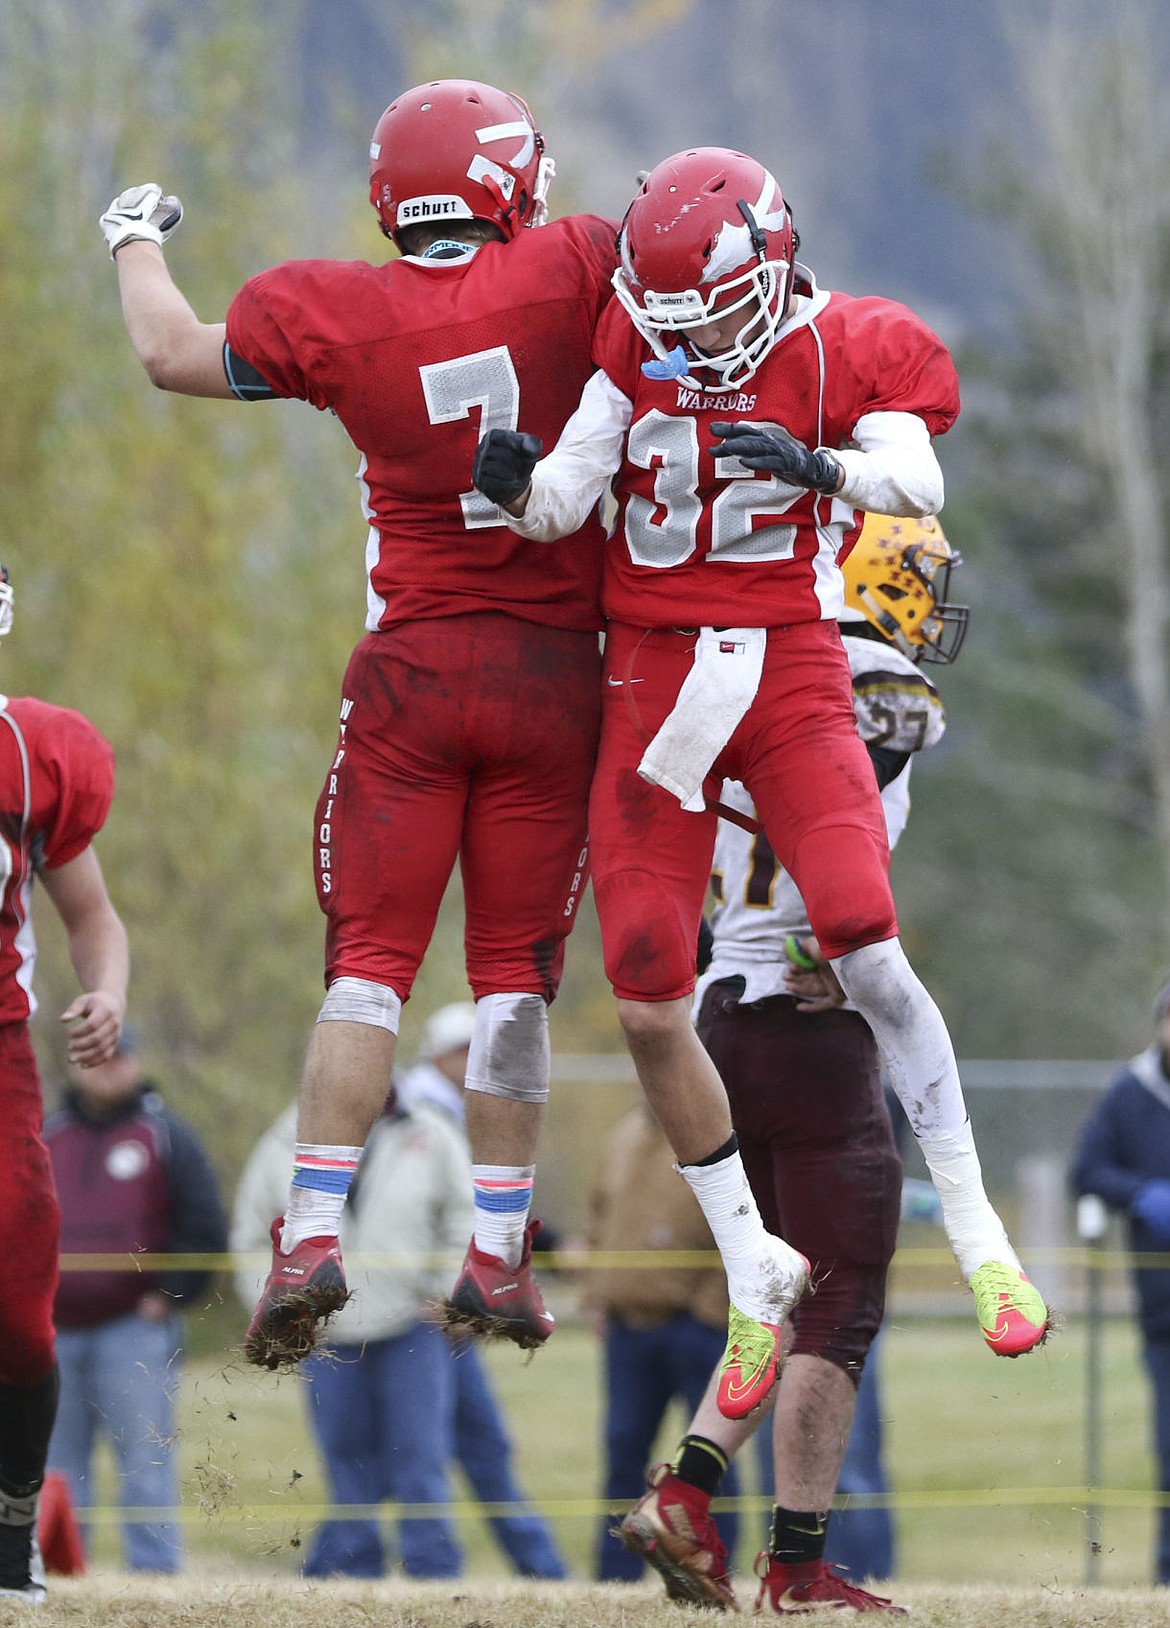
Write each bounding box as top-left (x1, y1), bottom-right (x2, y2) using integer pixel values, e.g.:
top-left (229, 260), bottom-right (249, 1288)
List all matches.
top-left (99, 183), bottom-right (184, 258)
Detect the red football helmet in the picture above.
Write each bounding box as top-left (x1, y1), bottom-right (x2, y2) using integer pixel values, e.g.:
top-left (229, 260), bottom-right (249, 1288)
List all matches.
top-left (614, 147), bottom-right (797, 391)
top-left (369, 79), bottom-right (554, 249)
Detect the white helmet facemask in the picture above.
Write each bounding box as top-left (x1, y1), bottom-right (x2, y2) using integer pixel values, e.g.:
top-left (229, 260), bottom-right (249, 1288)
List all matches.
top-left (614, 200), bottom-right (791, 392)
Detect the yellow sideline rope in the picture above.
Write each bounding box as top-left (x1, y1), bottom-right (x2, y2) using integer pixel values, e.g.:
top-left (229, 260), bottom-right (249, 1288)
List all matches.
top-left (54, 1245), bottom-right (1170, 1270)
top-left (70, 1487), bottom-right (1170, 1526)
top-left (56, 1242), bottom-right (1156, 1531)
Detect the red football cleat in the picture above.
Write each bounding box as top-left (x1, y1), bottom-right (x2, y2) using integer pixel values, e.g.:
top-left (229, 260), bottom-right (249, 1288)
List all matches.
top-left (617, 1464), bottom-right (735, 1610)
top-left (442, 1219), bottom-right (555, 1350)
top-left (243, 1217), bottom-right (350, 1370)
top-left (754, 1554), bottom-right (907, 1614)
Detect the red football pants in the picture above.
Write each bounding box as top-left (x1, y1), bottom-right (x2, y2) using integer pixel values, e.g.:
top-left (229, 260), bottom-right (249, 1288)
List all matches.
top-left (591, 619), bottom-right (897, 1001)
top-left (0, 1022), bottom-right (58, 1383)
top-left (316, 614), bottom-right (601, 1003)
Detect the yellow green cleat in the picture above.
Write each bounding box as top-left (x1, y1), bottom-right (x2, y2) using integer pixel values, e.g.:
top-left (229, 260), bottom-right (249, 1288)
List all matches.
top-left (716, 1302), bottom-right (783, 1418)
top-left (971, 1261), bottom-right (1051, 1357)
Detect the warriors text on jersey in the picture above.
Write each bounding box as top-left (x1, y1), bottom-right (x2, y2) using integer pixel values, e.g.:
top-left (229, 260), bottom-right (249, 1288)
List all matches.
top-left (0, 696), bottom-right (116, 1023)
top-left (225, 215), bottom-right (617, 632)
top-left (592, 277), bottom-right (959, 629)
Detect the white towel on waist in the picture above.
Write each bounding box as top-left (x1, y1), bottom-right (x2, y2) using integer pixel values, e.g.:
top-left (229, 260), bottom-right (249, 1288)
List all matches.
top-left (637, 626), bottom-right (766, 812)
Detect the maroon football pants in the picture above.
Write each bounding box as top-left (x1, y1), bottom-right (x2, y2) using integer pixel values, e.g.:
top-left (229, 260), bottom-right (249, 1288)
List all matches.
top-left (696, 984), bottom-right (902, 1378)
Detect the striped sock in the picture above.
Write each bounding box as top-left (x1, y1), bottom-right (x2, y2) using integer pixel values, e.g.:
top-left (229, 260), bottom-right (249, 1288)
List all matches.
top-left (280, 1144), bottom-right (362, 1249)
top-left (472, 1164), bottom-right (535, 1268)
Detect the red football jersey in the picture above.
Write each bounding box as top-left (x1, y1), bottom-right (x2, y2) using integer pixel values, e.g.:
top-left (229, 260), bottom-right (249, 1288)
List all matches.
top-left (593, 281), bottom-right (960, 629)
top-left (0, 696), bottom-right (116, 1023)
top-left (226, 215), bottom-right (618, 632)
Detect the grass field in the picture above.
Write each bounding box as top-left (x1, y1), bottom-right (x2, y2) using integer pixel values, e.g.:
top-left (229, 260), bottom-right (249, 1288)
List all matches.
top-left (11, 1576), bottom-right (1170, 1628)
top-left (67, 1310), bottom-right (1160, 1600)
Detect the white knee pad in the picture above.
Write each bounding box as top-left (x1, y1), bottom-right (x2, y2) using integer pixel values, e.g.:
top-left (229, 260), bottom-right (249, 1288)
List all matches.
top-left (317, 976), bottom-right (402, 1034)
top-left (466, 993), bottom-right (550, 1104)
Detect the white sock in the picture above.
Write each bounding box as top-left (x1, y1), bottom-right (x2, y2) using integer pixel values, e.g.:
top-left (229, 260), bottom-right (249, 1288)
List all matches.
top-left (919, 1121), bottom-right (1018, 1281)
top-left (678, 1149), bottom-right (798, 1321)
top-left (472, 1165), bottom-right (534, 1267)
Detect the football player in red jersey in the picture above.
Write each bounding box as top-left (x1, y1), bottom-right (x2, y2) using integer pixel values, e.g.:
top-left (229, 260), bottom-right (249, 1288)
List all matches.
top-left (99, 80), bottom-right (618, 1369)
top-left (473, 147), bottom-right (1051, 1427)
top-left (0, 563), bottom-right (129, 1601)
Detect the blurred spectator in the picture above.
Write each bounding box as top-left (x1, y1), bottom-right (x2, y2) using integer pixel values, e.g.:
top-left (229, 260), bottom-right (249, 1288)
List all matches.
top-left (45, 1027), bottom-right (227, 1573)
top-left (397, 1004), bottom-right (567, 1579)
top-left (233, 1060), bottom-right (564, 1580)
top-left (580, 1099), bottom-right (740, 1582)
top-left (1071, 980), bottom-right (1170, 1587)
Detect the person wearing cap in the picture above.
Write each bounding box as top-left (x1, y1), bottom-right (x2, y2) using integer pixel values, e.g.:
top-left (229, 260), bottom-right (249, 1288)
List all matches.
top-left (233, 1055), bottom-right (566, 1581)
top-left (43, 1029), bottom-right (228, 1573)
top-left (1071, 980), bottom-right (1170, 1586)
top-left (0, 561), bottom-right (129, 1602)
top-left (396, 1005), bottom-right (567, 1579)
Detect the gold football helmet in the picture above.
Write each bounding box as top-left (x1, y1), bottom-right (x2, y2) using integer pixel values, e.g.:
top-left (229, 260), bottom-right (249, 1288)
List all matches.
top-left (841, 513), bottom-right (968, 665)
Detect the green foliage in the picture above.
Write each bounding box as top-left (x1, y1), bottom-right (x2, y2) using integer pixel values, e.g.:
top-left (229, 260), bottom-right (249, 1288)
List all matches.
top-left (7, 0), bottom-right (1169, 1184)
top-left (888, 484), bottom-right (1166, 1056)
top-left (5, 1), bottom-right (364, 1174)
top-left (897, 8), bottom-right (1170, 1057)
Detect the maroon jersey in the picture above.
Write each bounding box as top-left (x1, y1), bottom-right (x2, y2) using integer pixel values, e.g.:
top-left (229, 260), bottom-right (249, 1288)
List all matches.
top-left (593, 282), bottom-right (960, 630)
top-left (0, 696), bottom-right (115, 1024)
top-left (226, 214), bottom-right (618, 632)
top-left (47, 1106), bottom-right (170, 1327)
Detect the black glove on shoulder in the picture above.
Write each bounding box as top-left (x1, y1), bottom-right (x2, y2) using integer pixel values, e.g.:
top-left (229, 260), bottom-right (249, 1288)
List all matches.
top-left (710, 421), bottom-right (842, 494)
top-left (472, 429), bottom-right (544, 506)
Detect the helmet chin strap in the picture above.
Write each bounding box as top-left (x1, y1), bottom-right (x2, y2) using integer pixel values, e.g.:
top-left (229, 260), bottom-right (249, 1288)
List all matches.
top-left (736, 198), bottom-right (768, 257)
top-left (739, 195), bottom-right (798, 319)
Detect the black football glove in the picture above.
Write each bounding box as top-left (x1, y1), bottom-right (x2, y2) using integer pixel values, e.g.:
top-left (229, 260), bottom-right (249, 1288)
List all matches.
top-left (710, 422), bottom-right (842, 494)
top-left (472, 429), bottom-right (543, 506)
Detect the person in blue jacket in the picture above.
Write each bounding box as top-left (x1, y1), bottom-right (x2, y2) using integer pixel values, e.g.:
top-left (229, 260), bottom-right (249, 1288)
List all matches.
top-left (1071, 979), bottom-right (1170, 1586)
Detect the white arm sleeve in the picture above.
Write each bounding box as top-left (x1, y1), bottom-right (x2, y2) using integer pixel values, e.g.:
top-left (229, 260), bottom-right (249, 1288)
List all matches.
top-left (830, 409), bottom-right (944, 517)
top-left (505, 369), bottom-right (633, 541)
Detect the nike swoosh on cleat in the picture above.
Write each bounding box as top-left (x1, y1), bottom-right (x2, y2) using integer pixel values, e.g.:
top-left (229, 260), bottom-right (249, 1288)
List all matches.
top-left (722, 1363), bottom-right (771, 1405)
top-left (606, 676), bottom-right (644, 685)
top-left (774, 1590), bottom-right (846, 1611)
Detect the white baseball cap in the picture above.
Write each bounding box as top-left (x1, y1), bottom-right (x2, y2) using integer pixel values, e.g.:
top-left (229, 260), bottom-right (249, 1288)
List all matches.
top-left (419, 1002), bottom-right (477, 1062)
